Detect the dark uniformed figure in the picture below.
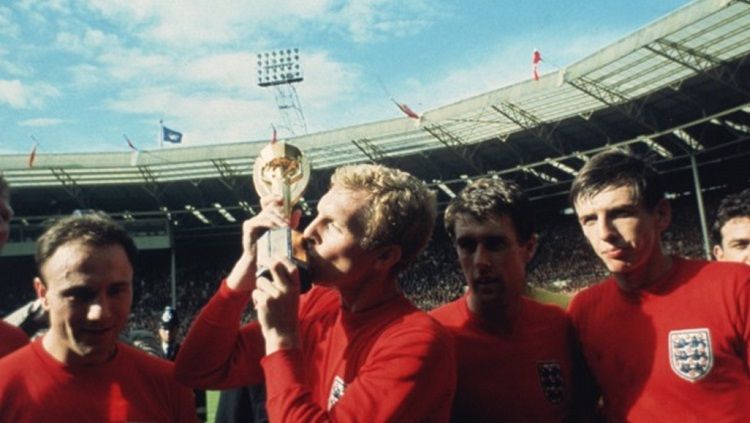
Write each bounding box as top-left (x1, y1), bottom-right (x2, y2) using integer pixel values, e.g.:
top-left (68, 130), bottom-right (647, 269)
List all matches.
top-left (159, 306), bottom-right (208, 422)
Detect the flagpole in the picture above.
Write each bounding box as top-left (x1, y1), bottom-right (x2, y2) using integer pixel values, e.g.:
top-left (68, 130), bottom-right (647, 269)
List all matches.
top-left (159, 119), bottom-right (164, 149)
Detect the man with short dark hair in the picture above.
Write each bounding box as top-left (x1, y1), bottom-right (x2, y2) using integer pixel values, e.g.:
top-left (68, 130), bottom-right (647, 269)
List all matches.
top-left (430, 177), bottom-right (590, 421)
top-left (0, 174), bottom-right (29, 358)
top-left (175, 164), bottom-right (456, 422)
top-left (568, 149), bottom-right (750, 421)
top-left (0, 213), bottom-right (198, 422)
top-left (712, 187), bottom-right (750, 265)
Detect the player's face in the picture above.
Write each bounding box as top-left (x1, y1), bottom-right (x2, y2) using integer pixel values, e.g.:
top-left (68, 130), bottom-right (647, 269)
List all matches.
top-left (575, 185), bottom-right (670, 280)
top-left (35, 242), bottom-right (133, 365)
top-left (0, 194), bottom-right (12, 252)
top-left (302, 187), bottom-right (380, 290)
top-left (714, 216), bottom-right (750, 265)
top-left (454, 213), bottom-right (535, 312)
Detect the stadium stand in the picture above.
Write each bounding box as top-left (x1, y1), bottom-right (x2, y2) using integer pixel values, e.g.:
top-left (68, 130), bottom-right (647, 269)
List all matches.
top-left (1, 0), bottom-right (748, 342)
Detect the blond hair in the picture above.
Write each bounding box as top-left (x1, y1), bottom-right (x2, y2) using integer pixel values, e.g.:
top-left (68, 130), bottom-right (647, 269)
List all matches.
top-left (331, 164), bottom-right (436, 275)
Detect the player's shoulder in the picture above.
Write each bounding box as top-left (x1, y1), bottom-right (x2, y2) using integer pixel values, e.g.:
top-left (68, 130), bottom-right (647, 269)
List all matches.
top-left (0, 341), bottom-right (34, 369)
top-left (385, 301), bottom-right (455, 350)
top-left (428, 296), bottom-right (463, 324)
top-left (686, 258), bottom-right (750, 294)
top-left (692, 257), bottom-right (750, 275)
top-left (568, 277), bottom-right (616, 311)
top-left (523, 296), bottom-right (568, 320)
top-left (117, 342), bottom-right (173, 374)
top-left (300, 285), bottom-right (340, 314)
top-left (0, 321), bottom-right (28, 358)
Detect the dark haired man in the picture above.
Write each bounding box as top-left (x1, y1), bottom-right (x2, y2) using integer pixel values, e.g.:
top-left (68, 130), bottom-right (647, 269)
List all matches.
top-left (0, 174), bottom-right (29, 358)
top-left (175, 164), bottom-right (455, 422)
top-left (0, 213), bottom-right (197, 422)
top-left (568, 149), bottom-right (750, 421)
top-left (430, 177), bottom-right (589, 421)
top-left (712, 187), bottom-right (750, 265)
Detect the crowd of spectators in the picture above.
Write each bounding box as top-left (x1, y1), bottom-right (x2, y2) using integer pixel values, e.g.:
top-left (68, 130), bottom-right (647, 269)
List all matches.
top-left (0, 191), bottom-right (722, 336)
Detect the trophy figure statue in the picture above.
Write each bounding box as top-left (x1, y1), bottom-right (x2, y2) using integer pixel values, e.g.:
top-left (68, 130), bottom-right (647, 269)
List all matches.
top-left (252, 141), bottom-right (312, 292)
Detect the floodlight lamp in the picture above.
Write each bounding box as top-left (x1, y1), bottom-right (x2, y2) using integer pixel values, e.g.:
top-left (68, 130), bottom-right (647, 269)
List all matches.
top-left (257, 48), bottom-right (304, 87)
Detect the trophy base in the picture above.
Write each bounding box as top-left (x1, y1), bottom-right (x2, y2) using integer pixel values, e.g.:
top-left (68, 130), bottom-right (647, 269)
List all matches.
top-left (256, 227), bottom-right (312, 293)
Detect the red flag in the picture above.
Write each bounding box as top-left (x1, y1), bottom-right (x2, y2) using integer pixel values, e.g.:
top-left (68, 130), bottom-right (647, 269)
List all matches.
top-left (392, 99), bottom-right (420, 120)
top-left (532, 49), bottom-right (542, 81)
top-left (28, 143), bottom-right (37, 168)
top-left (123, 134), bottom-right (137, 151)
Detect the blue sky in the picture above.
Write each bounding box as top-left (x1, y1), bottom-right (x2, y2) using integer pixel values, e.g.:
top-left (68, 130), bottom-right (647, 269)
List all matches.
top-left (0, 0), bottom-right (691, 155)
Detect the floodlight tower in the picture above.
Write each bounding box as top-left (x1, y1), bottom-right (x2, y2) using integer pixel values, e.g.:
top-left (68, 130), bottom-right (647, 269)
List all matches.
top-left (257, 48), bottom-right (308, 136)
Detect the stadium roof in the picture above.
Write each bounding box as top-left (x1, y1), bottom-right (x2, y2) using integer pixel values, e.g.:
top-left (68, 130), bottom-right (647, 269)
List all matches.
top-left (2, 0), bottom-right (749, 239)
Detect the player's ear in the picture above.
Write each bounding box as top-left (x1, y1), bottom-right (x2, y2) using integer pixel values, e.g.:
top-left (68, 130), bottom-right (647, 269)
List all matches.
top-left (522, 234), bottom-right (538, 264)
top-left (654, 198), bottom-right (671, 233)
top-left (374, 245), bottom-right (402, 272)
top-left (34, 277), bottom-right (51, 310)
top-left (712, 244), bottom-right (724, 261)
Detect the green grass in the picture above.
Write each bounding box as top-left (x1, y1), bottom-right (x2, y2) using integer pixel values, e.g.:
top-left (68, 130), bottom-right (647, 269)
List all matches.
top-left (528, 286), bottom-right (572, 309)
top-left (206, 390), bottom-right (220, 423)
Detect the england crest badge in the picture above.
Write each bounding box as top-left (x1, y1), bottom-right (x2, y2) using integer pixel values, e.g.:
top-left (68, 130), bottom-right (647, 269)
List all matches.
top-left (668, 328), bottom-right (713, 382)
top-left (536, 361), bottom-right (565, 404)
top-left (327, 375), bottom-right (347, 410)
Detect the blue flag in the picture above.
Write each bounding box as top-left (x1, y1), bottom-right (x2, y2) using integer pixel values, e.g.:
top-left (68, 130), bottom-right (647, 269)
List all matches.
top-left (162, 126), bottom-right (182, 144)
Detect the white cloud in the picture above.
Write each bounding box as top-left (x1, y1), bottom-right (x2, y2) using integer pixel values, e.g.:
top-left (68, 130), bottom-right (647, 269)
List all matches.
top-left (105, 88), bottom-right (279, 144)
top-left (98, 49), bottom-right (175, 81)
top-left (55, 27), bottom-right (122, 57)
top-left (68, 64), bottom-right (103, 87)
top-left (83, 0), bottom-right (432, 46)
top-left (0, 6), bottom-right (20, 37)
top-left (333, 0), bottom-right (433, 43)
top-left (83, 1), bottom-right (293, 45)
top-left (0, 50), bottom-right (29, 77)
top-left (296, 51), bottom-right (361, 106)
top-left (183, 53), bottom-right (257, 91)
top-left (0, 80), bottom-right (60, 109)
top-left (18, 118), bottom-right (68, 127)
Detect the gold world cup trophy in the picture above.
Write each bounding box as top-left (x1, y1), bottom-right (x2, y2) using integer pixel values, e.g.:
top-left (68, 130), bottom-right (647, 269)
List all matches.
top-left (252, 141), bottom-right (313, 292)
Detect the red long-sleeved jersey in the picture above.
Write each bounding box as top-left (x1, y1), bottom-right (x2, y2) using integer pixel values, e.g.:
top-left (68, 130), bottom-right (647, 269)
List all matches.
top-left (431, 295), bottom-right (580, 421)
top-left (569, 258), bottom-right (750, 422)
top-left (0, 320), bottom-right (28, 358)
top-left (0, 339), bottom-right (198, 422)
top-left (175, 281), bottom-right (456, 422)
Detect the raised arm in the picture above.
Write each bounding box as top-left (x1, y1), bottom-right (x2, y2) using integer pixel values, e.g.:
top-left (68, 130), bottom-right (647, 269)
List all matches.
top-left (174, 195), bottom-right (296, 389)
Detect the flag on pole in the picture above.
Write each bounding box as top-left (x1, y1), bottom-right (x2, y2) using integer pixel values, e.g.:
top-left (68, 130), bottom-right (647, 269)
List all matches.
top-left (124, 134), bottom-right (139, 166)
top-left (28, 142), bottom-right (38, 168)
top-left (124, 134), bottom-right (138, 151)
top-left (392, 99), bottom-right (421, 121)
top-left (162, 126), bottom-right (182, 144)
top-left (532, 49), bottom-right (542, 81)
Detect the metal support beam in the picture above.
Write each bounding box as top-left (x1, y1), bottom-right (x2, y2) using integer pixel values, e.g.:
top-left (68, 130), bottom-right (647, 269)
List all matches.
top-left (491, 101), bottom-right (565, 155)
top-left (423, 123), bottom-right (482, 174)
top-left (211, 159), bottom-right (249, 215)
top-left (646, 39), bottom-right (750, 99)
top-left (351, 138), bottom-right (386, 163)
top-left (50, 168), bottom-right (87, 208)
top-left (137, 166), bottom-right (165, 206)
top-left (567, 77), bottom-right (658, 132)
top-left (271, 83), bottom-right (308, 136)
top-left (212, 159), bottom-right (244, 193)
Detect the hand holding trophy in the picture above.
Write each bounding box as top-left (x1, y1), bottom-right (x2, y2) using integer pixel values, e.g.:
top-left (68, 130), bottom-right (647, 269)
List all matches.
top-left (252, 141), bottom-right (313, 292)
